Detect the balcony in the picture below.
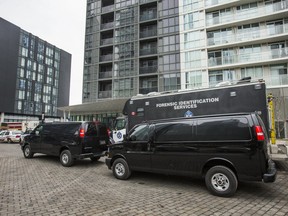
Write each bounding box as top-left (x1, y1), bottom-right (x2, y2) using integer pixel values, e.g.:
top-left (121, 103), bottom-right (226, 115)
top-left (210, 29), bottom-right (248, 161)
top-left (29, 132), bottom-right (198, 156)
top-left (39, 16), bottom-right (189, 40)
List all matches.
top-left (140, 9), bottom-right (157, 22)
top-left (99, 54), bottom-right (113, 62)
top-left (139, 87), bottom-right (158, 94)
top-left (207, 23), bottom-right (288, 46)
top-left (206, 1), bottom-right (288, 27)
top-left (101, 38), bottom-right (113, 46)
top-left (205, 0), bottom-right (231, 7)
top-left (139, 65), bottom-right (158, 74)
top-left (99, 71), bottom-right (112, 79)
top-left (139, 47), bottom-right (157, 56)
top-left (208, 48), bottom-right (288, 67)
top-left (102, 5), bottom-right (114, 13)
top-left (101, 22), bottom-right (114, 30)
top-left (140, 28), bottom-right (157, 38)
top-left (98, 91), bottom-right (112, 99)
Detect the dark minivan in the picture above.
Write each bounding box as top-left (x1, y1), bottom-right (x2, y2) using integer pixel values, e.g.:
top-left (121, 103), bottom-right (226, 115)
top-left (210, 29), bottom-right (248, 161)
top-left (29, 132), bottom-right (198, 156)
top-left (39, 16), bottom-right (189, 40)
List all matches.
top-left (106, 113), bottom-right (276, 197)
top-left (21, 121), bottom-right (109, 167)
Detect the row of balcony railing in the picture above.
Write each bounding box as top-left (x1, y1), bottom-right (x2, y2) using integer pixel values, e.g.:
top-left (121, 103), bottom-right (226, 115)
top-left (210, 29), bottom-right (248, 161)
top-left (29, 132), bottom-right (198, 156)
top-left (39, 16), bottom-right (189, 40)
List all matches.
top-left (208, 23), bottom-right (288, 46)
top-left (206, 1), bottom-right (288, 27)
top-left (208, 48), bottom-right (288, 67)
top-left (98, 66), bottom-right (158, 79)
top-left (99, 48), bottom-right (157, 62)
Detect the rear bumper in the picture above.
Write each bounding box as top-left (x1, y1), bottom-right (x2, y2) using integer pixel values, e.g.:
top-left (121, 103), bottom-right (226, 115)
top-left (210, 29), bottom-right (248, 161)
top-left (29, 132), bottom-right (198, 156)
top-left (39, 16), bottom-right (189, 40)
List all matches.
top-left (263, 159), bottom-right (277, 183)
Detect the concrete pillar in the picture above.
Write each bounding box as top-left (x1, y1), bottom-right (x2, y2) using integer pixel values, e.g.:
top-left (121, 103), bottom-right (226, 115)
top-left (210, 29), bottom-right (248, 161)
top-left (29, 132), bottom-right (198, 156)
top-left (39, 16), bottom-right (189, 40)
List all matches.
top-left (0, 112), bottom-right (4, 123)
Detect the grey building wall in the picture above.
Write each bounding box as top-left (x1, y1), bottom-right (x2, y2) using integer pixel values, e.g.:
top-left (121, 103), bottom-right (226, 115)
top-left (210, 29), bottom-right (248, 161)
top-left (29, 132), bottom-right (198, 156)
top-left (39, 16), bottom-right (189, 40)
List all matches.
top-left (0, 18), bottom-right (20, 112)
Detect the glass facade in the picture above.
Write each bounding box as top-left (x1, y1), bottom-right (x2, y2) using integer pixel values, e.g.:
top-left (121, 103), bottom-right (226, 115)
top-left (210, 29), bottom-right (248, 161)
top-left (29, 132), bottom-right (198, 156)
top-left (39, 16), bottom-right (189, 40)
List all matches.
top-left (15, 30), bottom-right (61, 117)
top-left (81, 0), bottom-right (288, 136)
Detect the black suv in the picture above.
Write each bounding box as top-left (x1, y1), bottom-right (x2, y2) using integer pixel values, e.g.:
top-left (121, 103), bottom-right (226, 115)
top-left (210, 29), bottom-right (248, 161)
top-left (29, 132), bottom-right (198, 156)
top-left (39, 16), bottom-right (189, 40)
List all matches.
top-left (21, 121), bottom-right (109, 167)
top-left (106, 113), bottom-right (276, 197)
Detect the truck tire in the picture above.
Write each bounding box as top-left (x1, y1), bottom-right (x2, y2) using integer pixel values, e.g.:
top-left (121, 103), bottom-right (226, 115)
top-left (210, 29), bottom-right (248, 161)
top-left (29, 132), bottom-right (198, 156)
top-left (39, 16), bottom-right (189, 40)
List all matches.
top-left (112, 158), bottom-right (131, 180)
top-left (23, 145), bottom-right (34, 158)
top-left (205, 165), bottom-right (238, 197)
top-left (60, 150), bottom-right (74, 167)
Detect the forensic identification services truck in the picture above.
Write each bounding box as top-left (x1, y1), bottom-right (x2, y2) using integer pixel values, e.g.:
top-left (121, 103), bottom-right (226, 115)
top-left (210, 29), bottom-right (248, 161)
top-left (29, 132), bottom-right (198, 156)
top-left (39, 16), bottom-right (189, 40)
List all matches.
top-left (112, 81), bottom-right (269, 142)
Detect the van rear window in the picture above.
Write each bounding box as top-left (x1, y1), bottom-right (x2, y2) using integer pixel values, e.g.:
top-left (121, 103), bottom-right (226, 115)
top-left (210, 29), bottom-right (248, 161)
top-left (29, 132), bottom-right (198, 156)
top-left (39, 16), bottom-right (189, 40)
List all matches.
top-left (197, 117), bottom-right (251, 141)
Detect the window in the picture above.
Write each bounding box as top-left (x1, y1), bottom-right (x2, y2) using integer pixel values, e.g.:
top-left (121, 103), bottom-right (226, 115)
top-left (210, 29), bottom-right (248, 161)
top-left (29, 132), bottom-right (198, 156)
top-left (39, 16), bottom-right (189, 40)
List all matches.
top-left (197, 117), bottom-right (251, 141)
top-left (129, 124), bottom-right (149, 141)
top-left (86, 123), bottom-right (97, 136)
top-left (155, 122), bottom-right (192, 141)
top-left (241, 67), bottom-right (263, 80)
top-left (186, 71), bottom-right (203, 88)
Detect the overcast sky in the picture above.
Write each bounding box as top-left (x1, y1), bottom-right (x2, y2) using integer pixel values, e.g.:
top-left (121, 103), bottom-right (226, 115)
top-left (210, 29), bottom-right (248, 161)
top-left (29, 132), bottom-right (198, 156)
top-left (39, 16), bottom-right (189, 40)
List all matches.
top-left (0, 0), bottom-right (86, 105)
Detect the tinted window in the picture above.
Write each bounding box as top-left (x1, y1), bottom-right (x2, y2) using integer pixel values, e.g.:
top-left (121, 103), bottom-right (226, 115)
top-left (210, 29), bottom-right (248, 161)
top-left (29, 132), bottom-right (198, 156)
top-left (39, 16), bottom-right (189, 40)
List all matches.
top-left (129, 124), bottom-right (149, 141)
top-left (86, 123), bottom-right (97, 136)
top-left (155, 122), bottom-right (192, 141)
top-left (197, 117), bottom-right (251, 141)
top-left (98, 124), bottom-right (108, 136)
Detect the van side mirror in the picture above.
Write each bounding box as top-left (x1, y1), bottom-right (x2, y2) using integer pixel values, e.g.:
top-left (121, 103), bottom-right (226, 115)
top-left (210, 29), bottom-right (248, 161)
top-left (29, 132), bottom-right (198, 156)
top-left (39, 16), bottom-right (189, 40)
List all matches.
top-left (130, 135), bottom-right (136, 141)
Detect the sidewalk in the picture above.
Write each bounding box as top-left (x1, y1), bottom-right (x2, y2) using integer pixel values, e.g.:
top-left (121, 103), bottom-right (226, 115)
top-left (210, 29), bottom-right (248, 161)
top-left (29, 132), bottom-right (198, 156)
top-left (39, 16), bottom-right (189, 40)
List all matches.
top-left (271, 139), bottom-right (288, 171)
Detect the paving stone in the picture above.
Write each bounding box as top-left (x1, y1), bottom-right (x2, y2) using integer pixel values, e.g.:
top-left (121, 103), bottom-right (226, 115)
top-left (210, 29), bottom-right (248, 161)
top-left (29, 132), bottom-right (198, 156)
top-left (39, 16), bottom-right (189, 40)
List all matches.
top-left (0, 143), bottom-right (288, 215)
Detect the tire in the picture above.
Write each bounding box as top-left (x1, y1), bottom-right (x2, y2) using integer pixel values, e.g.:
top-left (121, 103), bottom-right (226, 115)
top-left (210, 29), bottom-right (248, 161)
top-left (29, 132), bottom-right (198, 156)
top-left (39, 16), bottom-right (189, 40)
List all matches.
top-left (112, 158), bottom-right (131, 180)
top-left (60, 150), bottom-right (74, 167)
top-left (7, 139), bottom-right (12, 143)
top-left (90, 156), bottom-right (100, 162)
top-left (205, 165), bottom-right (238, 197)
top-left (23, 145), bottom-right (34, 158)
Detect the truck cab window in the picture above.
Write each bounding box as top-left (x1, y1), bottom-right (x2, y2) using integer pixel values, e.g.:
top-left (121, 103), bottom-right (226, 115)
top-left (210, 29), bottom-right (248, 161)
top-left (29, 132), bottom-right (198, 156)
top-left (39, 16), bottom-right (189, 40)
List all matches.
top-left (129, 124), bottom-right (149, 141)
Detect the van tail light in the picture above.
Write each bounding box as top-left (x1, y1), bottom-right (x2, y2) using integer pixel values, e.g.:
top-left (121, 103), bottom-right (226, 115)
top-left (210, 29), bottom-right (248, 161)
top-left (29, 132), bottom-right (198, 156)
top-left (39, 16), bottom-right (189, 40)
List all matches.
top-left (255, 126), bottom-right (265, 141)
top-left (16, 135), bottom-right (20, 138)
top-left (79, 129), bottom-right (85, 138)
top-left (107, 128), bottom-right (111, 136)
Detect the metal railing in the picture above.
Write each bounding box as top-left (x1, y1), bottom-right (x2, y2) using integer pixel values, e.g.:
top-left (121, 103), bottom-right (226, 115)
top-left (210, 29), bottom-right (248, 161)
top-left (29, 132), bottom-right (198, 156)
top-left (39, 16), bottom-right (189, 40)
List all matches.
top-left (99, 71), bottom-right (112, 79)
top-left (101, 22), bottom-right (114, 30)
top-left (101, 38), bottom-right (113, 46)
top-left (140, 9), bottom-right (157, 22)
top-left (99, 54), bottom-right (113, 62)
top-left (102, 5), bottom-right (114, 13)
top-left (139, 65), bottom-right (158, 74)
top-left (206, 1), bottom-right (288, 26)
top-left (139, 47), bottom-right (157, 56)
top-left (98, 91), bottom-right (112, 99)
top-left (208, 48), bottom-right (288, 67)
top-left (207, 23), bottom-right (288, 46)
top-left (140, 28), bottom-right (157, 38)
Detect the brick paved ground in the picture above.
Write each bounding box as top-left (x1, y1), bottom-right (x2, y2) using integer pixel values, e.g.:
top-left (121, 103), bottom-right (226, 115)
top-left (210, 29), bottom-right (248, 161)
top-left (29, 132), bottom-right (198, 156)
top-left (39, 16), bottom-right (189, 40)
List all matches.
top-left (0, 143), bottom-right (288, 216)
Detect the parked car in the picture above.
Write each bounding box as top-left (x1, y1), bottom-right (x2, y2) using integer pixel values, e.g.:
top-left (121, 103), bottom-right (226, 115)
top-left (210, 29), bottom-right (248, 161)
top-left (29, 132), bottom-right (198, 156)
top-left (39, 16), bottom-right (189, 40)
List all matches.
top-left (4, 131), bottom-right (23, 143)
top-left (20, 129), bottom-right (33, 143)
top-left (20, 121), bottom-right (110, 167)
top-left (0, 130), bottom-right (8, 142)
top-left (106, 113), bottom-right (277, 197)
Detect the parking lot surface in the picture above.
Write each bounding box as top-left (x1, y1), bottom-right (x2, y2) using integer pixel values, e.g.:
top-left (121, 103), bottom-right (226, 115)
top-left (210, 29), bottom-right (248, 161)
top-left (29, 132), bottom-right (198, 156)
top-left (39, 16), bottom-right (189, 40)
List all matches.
top-left (1, 143), bottom-right (288, 216)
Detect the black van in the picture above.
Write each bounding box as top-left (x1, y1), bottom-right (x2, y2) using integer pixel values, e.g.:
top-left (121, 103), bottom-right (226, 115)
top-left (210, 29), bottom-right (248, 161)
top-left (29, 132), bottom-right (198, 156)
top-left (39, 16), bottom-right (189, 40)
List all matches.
top-left (106, 113), bottom-right (277, 197)
top-left (21, 121), bottom-right (109, 167)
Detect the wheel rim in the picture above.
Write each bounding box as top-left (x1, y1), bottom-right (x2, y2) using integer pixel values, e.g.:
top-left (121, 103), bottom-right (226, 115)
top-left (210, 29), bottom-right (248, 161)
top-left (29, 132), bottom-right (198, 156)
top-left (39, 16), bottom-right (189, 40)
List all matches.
top-left (24, 147), bottom-right (30, 156)
top-left (211, 173), bottom-right (230, 192)
top-left (115, 163), bottom-right (125, 177)
top-left (62, 153), bottom-right (69, 164)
